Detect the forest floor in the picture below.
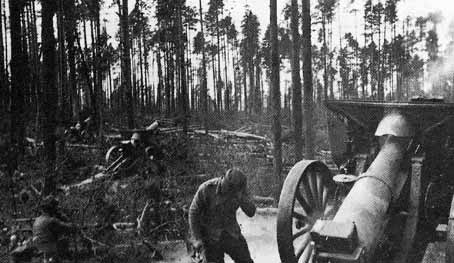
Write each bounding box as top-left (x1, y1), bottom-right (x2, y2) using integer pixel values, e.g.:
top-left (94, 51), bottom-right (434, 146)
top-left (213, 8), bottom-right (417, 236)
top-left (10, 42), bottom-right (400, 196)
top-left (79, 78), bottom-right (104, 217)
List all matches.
top-left (0, 113), bottom-right (444, 263)
top-left (0, 115), bottom-right (306, 262)
top-left (155, 209), bottom-right (279, 263)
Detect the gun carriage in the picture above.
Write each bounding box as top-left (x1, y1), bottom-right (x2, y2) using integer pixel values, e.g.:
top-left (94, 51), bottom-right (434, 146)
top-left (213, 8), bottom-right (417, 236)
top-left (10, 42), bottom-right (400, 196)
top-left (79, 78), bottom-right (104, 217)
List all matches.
top-left (105, 121), bottom-right (160, 174)
top-left (276, 99), bottom-right (454, 263)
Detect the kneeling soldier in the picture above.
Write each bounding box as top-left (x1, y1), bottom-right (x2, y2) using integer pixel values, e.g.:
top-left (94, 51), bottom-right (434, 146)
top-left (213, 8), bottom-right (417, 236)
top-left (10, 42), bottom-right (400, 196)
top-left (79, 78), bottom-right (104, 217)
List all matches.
top-left (32, 196), bottom-right (77, 263)
top-left (189, 169), bottom-right (256, 263)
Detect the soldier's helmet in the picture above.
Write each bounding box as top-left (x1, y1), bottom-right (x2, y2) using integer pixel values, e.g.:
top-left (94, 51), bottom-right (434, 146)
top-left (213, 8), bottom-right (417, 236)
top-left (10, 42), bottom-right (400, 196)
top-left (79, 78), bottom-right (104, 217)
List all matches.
top-left (222, 169), bottom-right (247, 193)
top-left (131, 132), bottom-right (141, 146)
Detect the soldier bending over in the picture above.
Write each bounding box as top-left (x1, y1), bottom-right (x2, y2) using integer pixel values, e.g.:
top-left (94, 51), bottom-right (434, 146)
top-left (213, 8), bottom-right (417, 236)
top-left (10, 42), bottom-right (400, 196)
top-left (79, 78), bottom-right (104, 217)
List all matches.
top-left (189, 168), bottom-right (256, 263)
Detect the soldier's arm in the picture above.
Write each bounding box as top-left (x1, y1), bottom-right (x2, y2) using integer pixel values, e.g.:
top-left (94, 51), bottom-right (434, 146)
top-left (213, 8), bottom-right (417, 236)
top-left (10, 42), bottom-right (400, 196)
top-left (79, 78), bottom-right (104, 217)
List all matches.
top-left (238, 188), bottom-right (256, 217)
top-left (188, 184), bottom-right (207, 243)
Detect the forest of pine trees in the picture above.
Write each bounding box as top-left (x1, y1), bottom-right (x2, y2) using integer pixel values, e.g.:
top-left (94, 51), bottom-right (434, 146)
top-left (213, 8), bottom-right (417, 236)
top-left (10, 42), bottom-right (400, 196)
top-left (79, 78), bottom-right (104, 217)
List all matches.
top-left (1, 0), bottom-right (454, 194)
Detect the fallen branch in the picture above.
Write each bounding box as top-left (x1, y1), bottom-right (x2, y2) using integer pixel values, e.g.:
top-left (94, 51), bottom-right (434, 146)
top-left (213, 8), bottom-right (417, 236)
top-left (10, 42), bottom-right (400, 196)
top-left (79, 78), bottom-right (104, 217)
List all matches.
top-left (193, 128), bottom-right (269, 141)
top-left (66, 144), bottom-right (100, 149)
top-left (136, 200), bottom-right (151, 232)
top-left (80, 231), bottom-right (110, 248)
top-left (193, 130), bottom-right (222, 139)
top-left (60, 172), bottom-right (109, 192)
top-left (219, 129), bottom-right (268, 141)
top-left (234, 126), bottom-right (249, 132)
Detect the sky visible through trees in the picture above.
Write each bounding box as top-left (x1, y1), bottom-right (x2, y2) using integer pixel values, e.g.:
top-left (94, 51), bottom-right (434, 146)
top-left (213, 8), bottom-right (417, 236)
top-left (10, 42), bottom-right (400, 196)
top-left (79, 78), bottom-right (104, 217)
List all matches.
top-left (102, 0), bottom-right (454, 99)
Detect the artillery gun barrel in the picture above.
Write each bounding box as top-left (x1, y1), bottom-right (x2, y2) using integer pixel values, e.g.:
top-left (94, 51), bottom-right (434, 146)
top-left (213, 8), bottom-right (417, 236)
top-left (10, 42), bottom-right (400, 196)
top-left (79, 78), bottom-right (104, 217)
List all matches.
top-left (333, 134), bottom-right (410, 258)
top-left (277, 101), bottom-right (454, 263)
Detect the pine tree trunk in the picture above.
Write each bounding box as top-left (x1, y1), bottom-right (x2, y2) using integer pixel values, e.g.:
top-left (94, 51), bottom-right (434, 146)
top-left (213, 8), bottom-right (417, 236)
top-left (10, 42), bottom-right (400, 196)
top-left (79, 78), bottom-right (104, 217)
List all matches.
top-left (232, 53), bottom-right (238, 111)
top-left (139, 36), bottom-right (145, 111)
top-left (21, 6), bottom-right (31, 114)
top-left (291, 0), bottom-right (303, 160)
top-left (322, 15), bottom-right (330, 100)
top-left (235, 44), bottom-right (240, 110)
top-left (30, 0), bottom-right (41, 132)
top-left (170, 47), bottom-right (175, 114)
top-left (57, 0), bottom-right (69, 124)
top-left (25, 3), bottom-right (36, 111)
top-left (165, 48), bottom-right (171, 115)
top-left (108, 60), bottom-right (113, 109)
top-left (64, 0), bottom-right (78, 119)
top-left (377, 15), bottom-right (384, 101)
top-left (223, 34), bottom-right (229, 111)
top-left (156, 50), bottom-right (163, 112)
top-left (82, 19), bottom-right (91, 108)
top-left (328, 19), bottom-right (334, 100)
top-left (120, 0), bottom-right (134, 128)
top-left (95, 8), bottom-right (103, 138)
top-left (9, 0), bottom-right (25, 152)
top-left (0, 0), bottom-right (5, 112)
top-left (177, 3), bottom-right (188, 133)
top-left (270, 0), bottom-right (282, 200)
top-left (198, 0), bottom-right (208, 131)
top-left (3, 0), bottom-right (8, 82)
top-left (302, 0), bottom-right (314, 159)
top-left (255, 63), bottom-right (261, 112)
top-left (2, 0), bottom-right (7, 79)
top-left (76, 28), bottom-right (94, 112)
top-left (186, 25), bottom-right (192, 111)
top-left (41, 0), bottom-right (57, 195)
top-left (248, 62), bottom-right (255, 114)
top-left (215, 11), bottom-right (222, 112)
top-left (90, 19), bottom-right (98, 126)
top-left (142, 32), bottom-right (149, 109)
top-left (243, 62), bottom-right (248, 112)
top-left (391, 23), bottom-right (395, 98)
top-left (211, 50), bottom-right (217, 111)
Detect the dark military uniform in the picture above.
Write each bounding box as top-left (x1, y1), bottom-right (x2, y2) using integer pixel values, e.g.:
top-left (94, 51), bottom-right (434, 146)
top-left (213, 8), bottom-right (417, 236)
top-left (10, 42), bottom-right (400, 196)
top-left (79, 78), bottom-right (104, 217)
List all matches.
top-left (189, 177), bottom-right (256, 263)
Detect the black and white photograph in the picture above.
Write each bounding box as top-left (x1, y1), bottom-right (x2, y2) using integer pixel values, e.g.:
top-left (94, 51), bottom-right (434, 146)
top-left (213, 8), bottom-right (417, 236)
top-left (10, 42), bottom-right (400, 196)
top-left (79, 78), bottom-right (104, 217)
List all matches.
top-left (1, 0), bottom-right (454, 262)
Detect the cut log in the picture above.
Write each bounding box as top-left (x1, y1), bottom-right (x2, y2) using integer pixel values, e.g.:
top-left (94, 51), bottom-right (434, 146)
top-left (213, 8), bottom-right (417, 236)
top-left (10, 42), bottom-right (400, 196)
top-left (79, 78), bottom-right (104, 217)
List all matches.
top-left (146, 121), bottom-right (159, 131)
top-left (60, 172), bottom-right (110, 192)
top-left (234, 126), bottom-right (249, 132)
top-left (66, 144), bottom-right (100, 149)
top-left (219, 129), bottom-right (268, 141)
top-left (193, 129), bottom-right (268, 141)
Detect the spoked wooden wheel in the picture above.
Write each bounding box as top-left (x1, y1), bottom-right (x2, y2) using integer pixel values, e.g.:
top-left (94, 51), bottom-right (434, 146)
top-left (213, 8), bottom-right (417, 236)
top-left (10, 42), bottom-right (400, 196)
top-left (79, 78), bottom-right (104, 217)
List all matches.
top-left (105, 145), bottom-right (122, 166)
top-left (277, 160), bottom-right (338, 263)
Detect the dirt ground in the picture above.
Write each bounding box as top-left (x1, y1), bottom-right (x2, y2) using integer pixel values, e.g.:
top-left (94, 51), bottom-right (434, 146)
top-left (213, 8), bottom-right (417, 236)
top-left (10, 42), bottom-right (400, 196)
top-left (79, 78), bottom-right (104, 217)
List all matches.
top-left (156, 208), bottom-right (279, 263)
top-left (421, 242), bottom-right (445, 263)
top-left (154, 208), bottom-right (447, 263)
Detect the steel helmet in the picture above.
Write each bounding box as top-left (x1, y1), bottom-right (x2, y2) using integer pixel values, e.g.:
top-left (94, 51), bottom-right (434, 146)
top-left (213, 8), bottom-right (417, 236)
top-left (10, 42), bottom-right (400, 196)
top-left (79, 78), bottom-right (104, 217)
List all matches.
top-left (131, 132), bottom-right (141, 141)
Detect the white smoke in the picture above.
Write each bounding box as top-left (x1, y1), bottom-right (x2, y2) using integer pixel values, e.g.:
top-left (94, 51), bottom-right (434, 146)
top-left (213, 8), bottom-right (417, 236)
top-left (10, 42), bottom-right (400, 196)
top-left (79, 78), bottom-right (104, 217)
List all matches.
top-left (424, 21), bottom-right (454, 100)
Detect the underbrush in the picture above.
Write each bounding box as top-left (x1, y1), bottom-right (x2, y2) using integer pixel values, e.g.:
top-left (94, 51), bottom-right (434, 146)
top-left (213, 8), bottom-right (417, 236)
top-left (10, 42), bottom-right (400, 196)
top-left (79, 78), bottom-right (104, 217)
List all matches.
top-left (0, 110), bottom-right (330, 262)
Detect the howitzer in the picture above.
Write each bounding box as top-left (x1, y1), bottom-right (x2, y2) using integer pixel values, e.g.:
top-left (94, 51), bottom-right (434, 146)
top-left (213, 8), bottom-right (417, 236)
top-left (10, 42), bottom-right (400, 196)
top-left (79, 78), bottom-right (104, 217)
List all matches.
top-left (105, 121), bottom-right (160, 175)
top-left (277, 100), bottom-right (454, 263)
top-left (60, 122), bottom-right (161, 192)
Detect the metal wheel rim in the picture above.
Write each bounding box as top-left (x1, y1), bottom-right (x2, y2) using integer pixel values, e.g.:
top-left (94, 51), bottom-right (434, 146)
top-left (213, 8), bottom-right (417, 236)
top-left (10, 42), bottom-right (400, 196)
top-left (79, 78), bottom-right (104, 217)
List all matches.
top-left (106, 145), bottom-right (121, 165)
top-left (277, 160), bottom-right (337, 263)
